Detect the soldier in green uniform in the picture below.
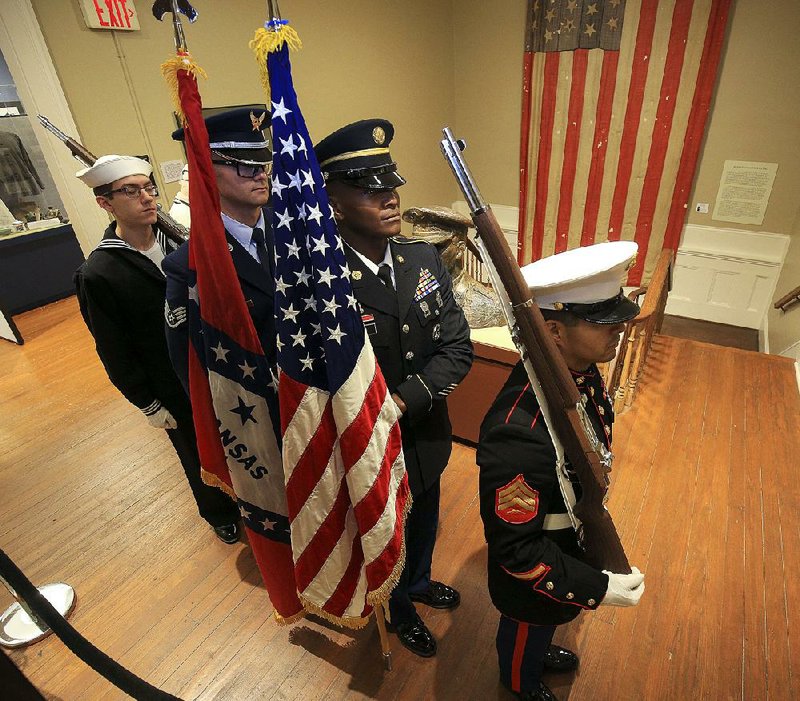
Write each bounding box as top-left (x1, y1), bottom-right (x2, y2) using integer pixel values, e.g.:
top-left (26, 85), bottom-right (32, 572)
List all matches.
top-left (315, 119), bottom-right (474, 658)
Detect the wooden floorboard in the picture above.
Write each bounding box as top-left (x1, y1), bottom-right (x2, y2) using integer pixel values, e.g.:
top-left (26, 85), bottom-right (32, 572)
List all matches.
top-left (2, 298), bottom-right (798, 700)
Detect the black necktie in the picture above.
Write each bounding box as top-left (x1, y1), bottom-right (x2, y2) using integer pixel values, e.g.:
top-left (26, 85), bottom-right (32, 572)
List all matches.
top-left (251, 227), bottom-right (271, 275)
top-left (377, 263), bottom-right (394, 291)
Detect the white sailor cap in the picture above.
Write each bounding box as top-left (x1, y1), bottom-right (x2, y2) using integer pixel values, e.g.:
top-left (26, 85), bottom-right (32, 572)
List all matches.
top-left (522, 241), bottom-right (640, 324)
top-left (76, 155), bottom-right (152, 189)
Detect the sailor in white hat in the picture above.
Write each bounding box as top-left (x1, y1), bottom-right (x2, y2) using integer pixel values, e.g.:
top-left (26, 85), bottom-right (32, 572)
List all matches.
top-left (74, 154), bottom-right (241, 542)
top-left (477, 241), bottom-right (645, 701)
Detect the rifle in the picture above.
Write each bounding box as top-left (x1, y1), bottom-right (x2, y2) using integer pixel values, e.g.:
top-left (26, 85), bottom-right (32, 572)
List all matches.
top-left (37, 114), bottom-right (189, 246)
top-left (440, 127), bottom-right (630, 573)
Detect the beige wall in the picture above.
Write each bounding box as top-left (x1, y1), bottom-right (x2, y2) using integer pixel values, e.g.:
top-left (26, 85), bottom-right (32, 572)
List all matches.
top-left (31, 0), bottom-right (458, 240)
top-left (688, 0), bottom-right (800, 356)
top-left (451, 0), bottom-right (528, 207)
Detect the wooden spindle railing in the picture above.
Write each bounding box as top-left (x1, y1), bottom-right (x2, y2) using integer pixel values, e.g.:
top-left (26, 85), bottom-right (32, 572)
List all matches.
top-left (603, 249), bottom-right (674, 413)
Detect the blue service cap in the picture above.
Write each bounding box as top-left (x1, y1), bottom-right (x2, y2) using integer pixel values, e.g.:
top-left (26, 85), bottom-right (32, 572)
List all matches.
top-left (172, 106), bottom-right (271, 165)
top-left (314, 118), bottom-right (406, 190)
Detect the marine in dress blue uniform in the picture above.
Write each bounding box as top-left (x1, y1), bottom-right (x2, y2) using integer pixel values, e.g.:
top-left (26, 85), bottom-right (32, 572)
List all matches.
top-left (73, 155), bottom-right (240, 540)
top-left (315, 119), bottom-right (474, 658)
top-left (477, 242), bottom-right (647, 701)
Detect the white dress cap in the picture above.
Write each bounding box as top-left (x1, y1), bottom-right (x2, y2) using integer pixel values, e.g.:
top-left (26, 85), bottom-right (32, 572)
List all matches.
top-left (522, 241), bottom-right (638, 309)
top-left (76, 155), bottom-right (152, 188)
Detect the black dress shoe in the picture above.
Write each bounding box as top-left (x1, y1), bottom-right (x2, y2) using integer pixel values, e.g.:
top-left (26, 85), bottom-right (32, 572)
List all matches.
top-left (393, 614), bottom-right (437, 657)
top-left (542, 644), bottom-right (578, 672)
top-left (408, 580), bottom-right (461, 610)
top-left (213, 522), bottom-right (240, 544)
top-left (516, 681), bottom-right (557, 701)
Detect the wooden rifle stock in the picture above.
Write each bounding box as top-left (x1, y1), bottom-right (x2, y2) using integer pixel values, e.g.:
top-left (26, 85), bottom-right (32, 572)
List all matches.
top-left (37, 114), bottom-right (188, 247)
top-left (441, 129), bottom-right (630, 573)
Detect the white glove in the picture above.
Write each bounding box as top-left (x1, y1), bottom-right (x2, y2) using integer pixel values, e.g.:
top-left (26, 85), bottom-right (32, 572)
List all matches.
top-left (601, 566), bottom-right (645, 607)
top-left (145, 406), bottom-right (178, 430)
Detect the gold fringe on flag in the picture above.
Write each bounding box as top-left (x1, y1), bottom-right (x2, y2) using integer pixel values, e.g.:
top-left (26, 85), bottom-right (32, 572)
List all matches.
top-left (297, 598), bottom-right (372, 630)
top-left (160, 50), bottom-right (208, 126)
top-left (200, 467), bottom-right (237, 502)
top-left (273, 608), bottom-right (307, 626)
top-left (365, 493), bottom-right (413, 606)
top-left (249, 21), bottom-right (302, 105)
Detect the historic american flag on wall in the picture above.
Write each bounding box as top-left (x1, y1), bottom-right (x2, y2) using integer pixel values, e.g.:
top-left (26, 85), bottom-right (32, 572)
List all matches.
top-left (176, 65), bottom-right (304, 622)
top-left (518, 0), bottom-right (732, 285)
top-left (267, 42), bottom-right (410, 626)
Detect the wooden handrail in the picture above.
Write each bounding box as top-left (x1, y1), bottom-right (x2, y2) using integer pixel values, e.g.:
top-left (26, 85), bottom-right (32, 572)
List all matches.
top-left (774, 285), bottom-right (800, 312)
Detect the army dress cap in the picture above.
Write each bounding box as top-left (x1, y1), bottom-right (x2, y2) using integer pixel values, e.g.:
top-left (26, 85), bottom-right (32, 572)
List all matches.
top-left (172, 106), bottom-right (272, 165)
top-left (76, 155), bottom-right (152, 188)
top-left (522, 241), bottom-right (640, 324)
top-left (314, 118), bottom-right (406, 190)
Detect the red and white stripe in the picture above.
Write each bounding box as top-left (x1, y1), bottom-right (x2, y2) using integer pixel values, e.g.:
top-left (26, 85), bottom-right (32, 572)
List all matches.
top-left (281, 344), bottom-right (408, 623)
top-left (519, 0), bottom-right (732, 285)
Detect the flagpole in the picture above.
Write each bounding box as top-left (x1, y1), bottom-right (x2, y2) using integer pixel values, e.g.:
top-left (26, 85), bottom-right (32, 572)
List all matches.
top-left (169, 0), bottom-right (187, 51)
top-left (375, 603), bottom-right (393, 670)
top-left (267, 0), bottom-right (282, 23)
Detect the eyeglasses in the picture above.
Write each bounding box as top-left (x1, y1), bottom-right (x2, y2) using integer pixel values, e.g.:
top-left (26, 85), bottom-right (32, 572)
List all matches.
top-left (212, 160), bottom-right (273, 178)
top-left (103, 184), bottom-right (159, 199)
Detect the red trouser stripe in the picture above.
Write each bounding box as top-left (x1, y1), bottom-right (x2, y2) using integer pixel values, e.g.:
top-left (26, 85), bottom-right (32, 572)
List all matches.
top-left (511, 620), bottom-right (530, 692)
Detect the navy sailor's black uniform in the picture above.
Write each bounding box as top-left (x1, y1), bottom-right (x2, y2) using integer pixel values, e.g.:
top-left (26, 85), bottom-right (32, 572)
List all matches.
top-left (477, 360), bottom-right (612, 693)
top-left (346, 236), bottom-right (473, 624)
top-left (74, 222), bottom-right (239, 527)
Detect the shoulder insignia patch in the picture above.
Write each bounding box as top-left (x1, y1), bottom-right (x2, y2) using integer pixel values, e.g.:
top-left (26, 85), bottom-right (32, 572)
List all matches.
top-left (165, 301), bottom-right (187, 328)
top-left (495, 474), bottom-right (539, 524)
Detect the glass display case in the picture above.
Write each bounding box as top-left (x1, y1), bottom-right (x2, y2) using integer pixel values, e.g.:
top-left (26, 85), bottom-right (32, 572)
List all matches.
top-left (0, 48), bottom-right (84, 315)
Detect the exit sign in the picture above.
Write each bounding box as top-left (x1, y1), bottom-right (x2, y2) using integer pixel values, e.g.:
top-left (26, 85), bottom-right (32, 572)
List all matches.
top-left (80, 0), bottom-right (141, 31)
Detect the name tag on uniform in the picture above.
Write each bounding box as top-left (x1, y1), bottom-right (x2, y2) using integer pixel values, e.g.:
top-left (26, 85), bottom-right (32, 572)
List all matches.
top-left (362, 313), bottom-right (377, 335)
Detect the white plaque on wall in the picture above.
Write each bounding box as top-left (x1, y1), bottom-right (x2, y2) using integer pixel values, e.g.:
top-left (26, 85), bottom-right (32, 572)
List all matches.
top-left (79, 0), bottom-right (141, 31)
top-left (712, 160), bottom-right (778, 226)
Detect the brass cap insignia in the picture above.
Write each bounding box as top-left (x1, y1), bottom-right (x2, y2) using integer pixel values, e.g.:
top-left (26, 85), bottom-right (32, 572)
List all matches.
top-left (250, 110), bottom-right (266, 132)
top-left (372, 126), bottom-right (386, 145)
top-left (397, 255), bottom-right (405, 264)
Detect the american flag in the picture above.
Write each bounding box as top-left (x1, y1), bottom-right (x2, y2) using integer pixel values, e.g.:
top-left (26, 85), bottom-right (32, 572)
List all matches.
top-left (175, 63), bottom-right (304, 622)
top-left (518, 0), bottom-right (732, 285)
top-left (267, 42), bottom-right (410, 626)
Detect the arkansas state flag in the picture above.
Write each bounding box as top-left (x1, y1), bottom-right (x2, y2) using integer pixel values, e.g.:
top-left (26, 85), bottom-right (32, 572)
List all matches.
top-left (175, 63), bottom-right (303, 622)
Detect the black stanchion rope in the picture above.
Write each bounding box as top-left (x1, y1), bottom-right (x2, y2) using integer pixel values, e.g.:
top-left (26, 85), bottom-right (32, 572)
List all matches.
top-left (0, 549), bottom-right (183, 700)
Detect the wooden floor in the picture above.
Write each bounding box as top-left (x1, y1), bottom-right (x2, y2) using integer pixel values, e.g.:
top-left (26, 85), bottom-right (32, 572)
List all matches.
top-left (1, 297), bottom-right (799, 700)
